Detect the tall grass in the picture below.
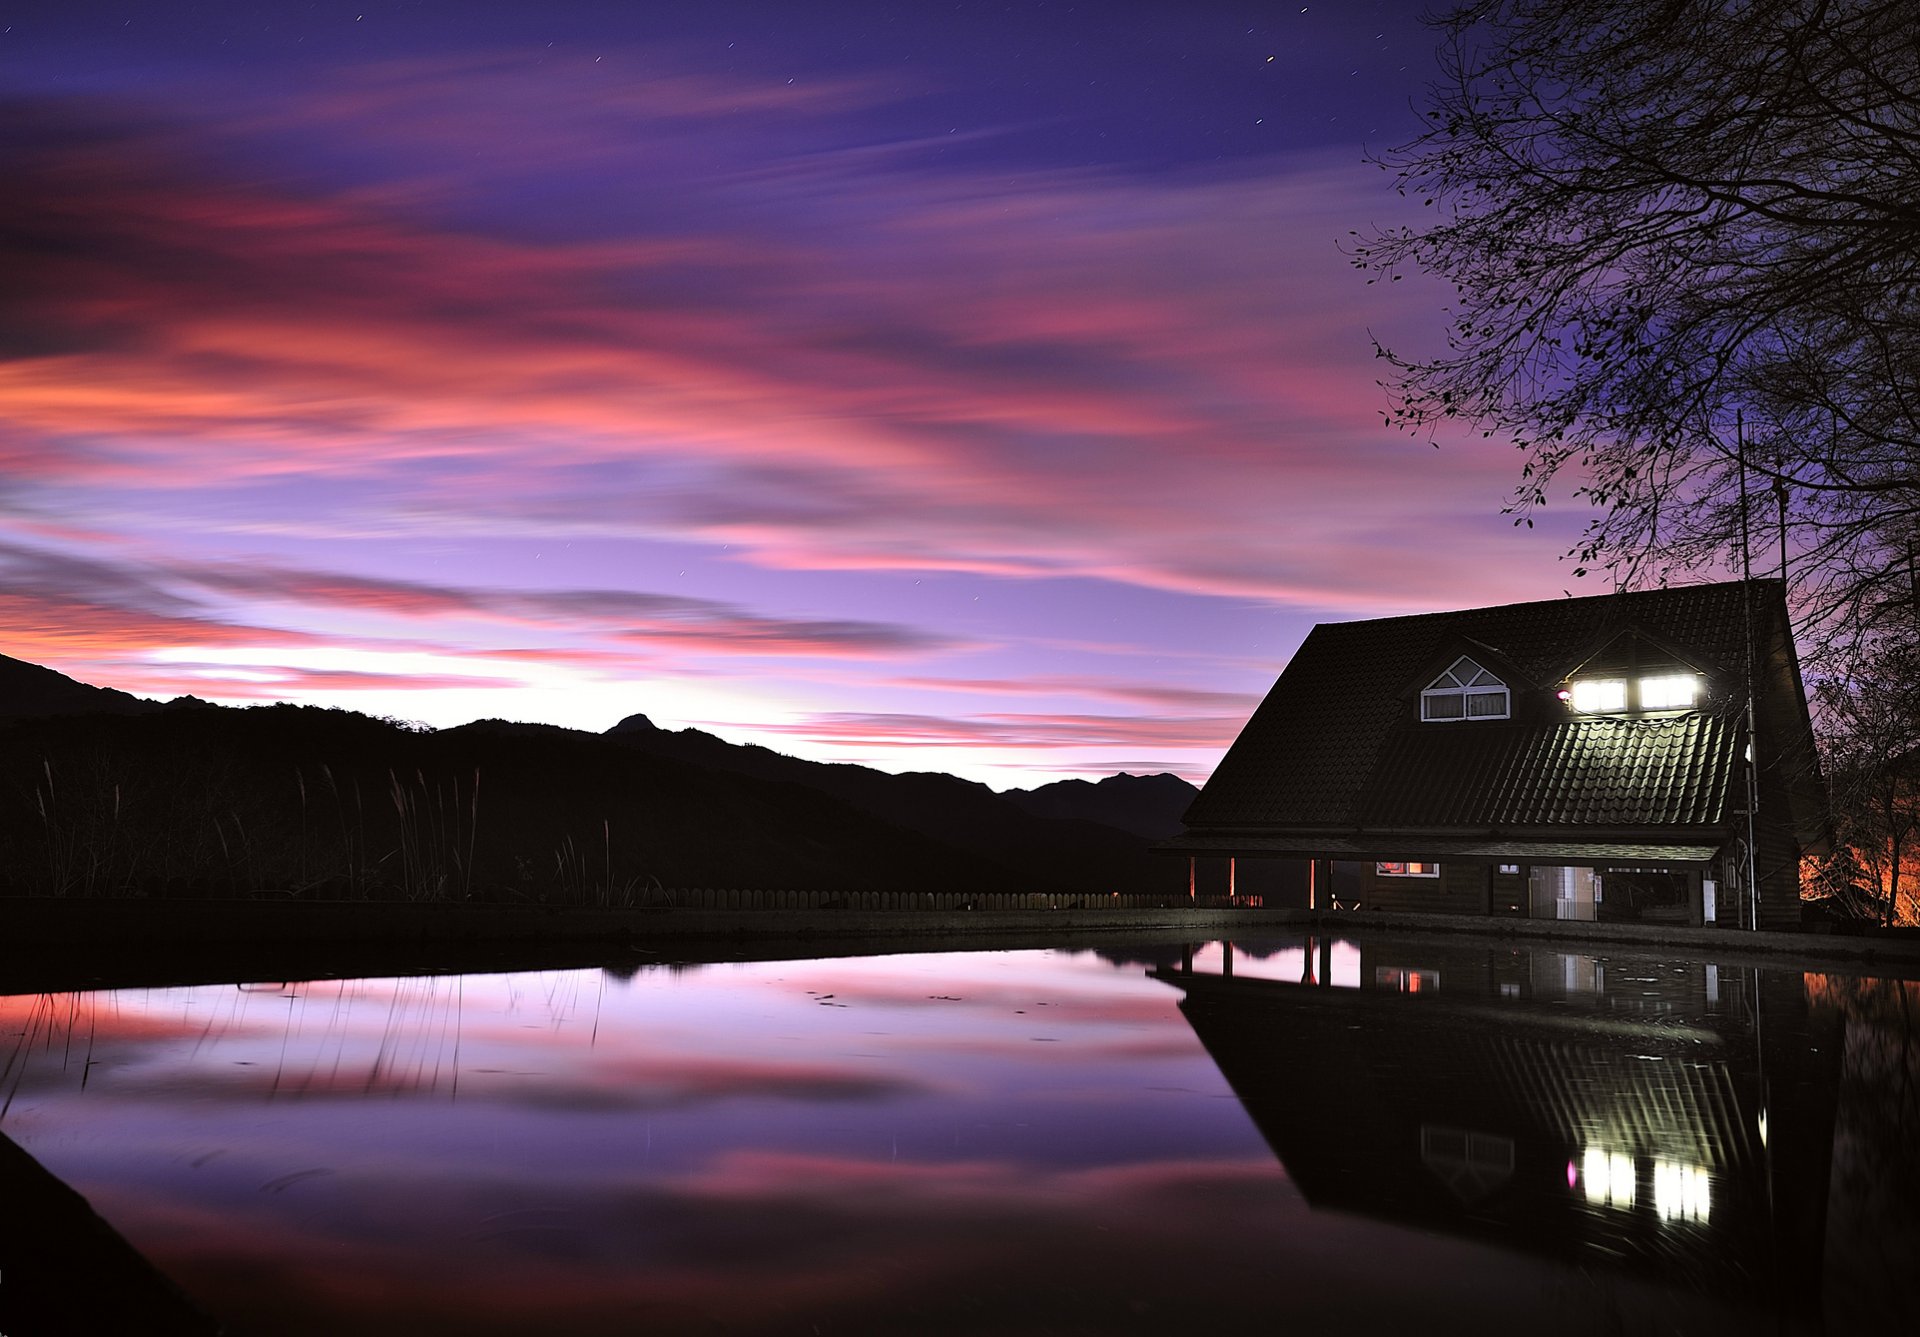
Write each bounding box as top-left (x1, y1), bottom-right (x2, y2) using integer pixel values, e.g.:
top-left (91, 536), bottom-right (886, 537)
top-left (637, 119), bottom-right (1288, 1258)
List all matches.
top-left (32, 759), bottom-right (128, 898)
top-left (388, 768), bottom-right (480, 901)
top-left (3, 747), bottom-right (680, 904)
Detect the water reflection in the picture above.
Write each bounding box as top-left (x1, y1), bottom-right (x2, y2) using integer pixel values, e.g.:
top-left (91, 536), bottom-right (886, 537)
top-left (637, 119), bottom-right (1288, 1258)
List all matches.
top-left (0, 937), bottom-right (1913, 1334)
top-left (1156, 935), bottom-right (1919, 1335)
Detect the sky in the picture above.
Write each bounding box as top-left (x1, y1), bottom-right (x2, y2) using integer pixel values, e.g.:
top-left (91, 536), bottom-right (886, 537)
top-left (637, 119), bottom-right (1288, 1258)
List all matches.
top-left (0, 1), bottom-right (1597, 787)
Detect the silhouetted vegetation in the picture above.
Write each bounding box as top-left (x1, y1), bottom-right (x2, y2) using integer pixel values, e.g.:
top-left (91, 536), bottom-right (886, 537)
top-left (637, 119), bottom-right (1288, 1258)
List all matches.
top-left (0, 666), bottom-right (1196, 903)
top-left (1812, 636), bottom-right (1920, 925)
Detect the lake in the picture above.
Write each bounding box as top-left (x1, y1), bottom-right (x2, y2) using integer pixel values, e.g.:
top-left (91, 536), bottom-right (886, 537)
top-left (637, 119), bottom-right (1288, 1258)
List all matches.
top-left (1, 931), bottom-right (1914, 1335)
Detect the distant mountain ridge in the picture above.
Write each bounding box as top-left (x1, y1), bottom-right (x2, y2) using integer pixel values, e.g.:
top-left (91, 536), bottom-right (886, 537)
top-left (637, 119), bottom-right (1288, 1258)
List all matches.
top-left (1002, 773), bottom-right (1198, 841)
top-left (0, 654), bottom-right (1198, 898)
top-left (0, 652), bottom-right (161, 720)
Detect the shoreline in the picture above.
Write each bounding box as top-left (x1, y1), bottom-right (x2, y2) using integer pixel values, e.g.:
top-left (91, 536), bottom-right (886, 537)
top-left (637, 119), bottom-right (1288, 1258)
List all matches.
top-left (5, 897), bottom-right (1920, 995)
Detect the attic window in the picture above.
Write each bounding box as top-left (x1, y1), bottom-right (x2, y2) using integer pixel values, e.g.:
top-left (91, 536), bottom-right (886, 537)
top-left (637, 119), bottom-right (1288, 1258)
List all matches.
top-left (1421, 657), bottom-right (1510, 722)
top-left (1570, 679), bottom-right (1627, 713)
top-left (1566, 674), bottom-right (1699, 713)
top-left (1638, 674), bottom-right (1699, 710)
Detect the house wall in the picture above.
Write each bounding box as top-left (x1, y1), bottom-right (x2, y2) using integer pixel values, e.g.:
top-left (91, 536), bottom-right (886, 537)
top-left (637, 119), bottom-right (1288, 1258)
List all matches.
top-left (1754, 592), bottom-right (1824, 930)
top-left (1490, 865), bottom-right (1527, 916)
top-left (1357, 860), bottom-right (1489, 915)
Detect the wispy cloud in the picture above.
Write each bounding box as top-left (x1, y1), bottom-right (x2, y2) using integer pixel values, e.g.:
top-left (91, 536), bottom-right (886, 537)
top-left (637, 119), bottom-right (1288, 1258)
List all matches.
top-left (753, 711), bottom-right (1244, 751)
top-left (0, 78), bottom-right (1556, 613)
top-left (887, 675), bottom-right (1262, 713)
top-left (177, 562), bottom-right (963, 657)
top-left (0, 540), bottom-right (955, 679)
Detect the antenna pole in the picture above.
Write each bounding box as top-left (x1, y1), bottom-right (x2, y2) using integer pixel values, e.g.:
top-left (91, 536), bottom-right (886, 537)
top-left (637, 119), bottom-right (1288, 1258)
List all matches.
top-left (1738, 414), bottom-right (1761, 930)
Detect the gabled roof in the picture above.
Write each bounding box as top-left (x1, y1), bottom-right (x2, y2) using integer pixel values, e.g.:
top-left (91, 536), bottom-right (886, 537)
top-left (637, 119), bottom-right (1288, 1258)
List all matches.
top-left (1184, 580), bottom-right (1786, 838)
top-left (1361, 713), bottom-right (1736, 829)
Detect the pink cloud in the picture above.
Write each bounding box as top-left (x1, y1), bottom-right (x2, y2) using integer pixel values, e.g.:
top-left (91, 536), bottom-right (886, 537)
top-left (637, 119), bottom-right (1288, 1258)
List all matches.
top-left (0, 539), bottom-right (955, 675)
top-left (751, 710), bottom-right (1244, 751)
top-left (887, 675), bottom-right (1262, 712)
top-left (0, 87), bottom-right (1577, 620)
top-left (176, 561), bottom-right (961, 658)
top-left (100, 665), bottom-right (528, 699)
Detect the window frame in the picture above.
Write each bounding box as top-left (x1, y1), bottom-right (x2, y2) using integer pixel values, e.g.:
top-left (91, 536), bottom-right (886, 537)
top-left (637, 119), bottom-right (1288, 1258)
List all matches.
top-left (1377, 861), bottom-right (1441, 878)
top-left (1420, 656), bottom-right (1511, 723)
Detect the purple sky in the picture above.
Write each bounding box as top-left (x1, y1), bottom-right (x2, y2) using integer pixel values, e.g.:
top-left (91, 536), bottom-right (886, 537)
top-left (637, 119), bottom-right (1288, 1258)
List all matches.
top-left (0, 1), bottom-right (1596, 786)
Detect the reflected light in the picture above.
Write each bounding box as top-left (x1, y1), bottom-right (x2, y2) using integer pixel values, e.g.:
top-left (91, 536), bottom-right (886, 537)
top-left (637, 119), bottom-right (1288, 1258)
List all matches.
top-left (1654, 1161), bottom-right (1712, 1224)
top-left (1581, 1146), bottom-right (1637, 1208)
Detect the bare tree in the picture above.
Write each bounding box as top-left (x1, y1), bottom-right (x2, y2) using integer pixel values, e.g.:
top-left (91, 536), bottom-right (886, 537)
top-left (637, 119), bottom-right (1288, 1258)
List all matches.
top-left (1817, 635), bottom-right (1920, 924)
top-left (1360, 0), bottom-right (1920, 658)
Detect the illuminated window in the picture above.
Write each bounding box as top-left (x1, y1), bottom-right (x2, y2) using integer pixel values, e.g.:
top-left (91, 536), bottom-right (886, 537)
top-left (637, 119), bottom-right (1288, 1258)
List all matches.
top-left (1638, 674), bottom-right (1699, 709)
top-left (1377, 862), bottom-right (1440, 878)
top-left (1569, 678), bottom-right (1627, 713)
top-left (1421, 657), bottom-right (1509, 722)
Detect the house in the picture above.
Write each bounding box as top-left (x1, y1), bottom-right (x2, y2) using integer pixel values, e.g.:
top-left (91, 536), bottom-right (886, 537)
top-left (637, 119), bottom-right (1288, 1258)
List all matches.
top-left (1164, 579), bottom-right (1825, 929)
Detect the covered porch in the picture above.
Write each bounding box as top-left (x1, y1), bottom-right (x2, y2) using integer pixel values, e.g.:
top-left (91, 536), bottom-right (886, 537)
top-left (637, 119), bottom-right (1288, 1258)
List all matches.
top-left (1159, 832), bottom-right (1746, 928)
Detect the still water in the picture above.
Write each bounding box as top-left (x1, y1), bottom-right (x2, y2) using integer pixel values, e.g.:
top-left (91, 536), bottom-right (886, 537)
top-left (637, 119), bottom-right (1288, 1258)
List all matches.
top-left (1, 933), bottom-right (1915, 1335)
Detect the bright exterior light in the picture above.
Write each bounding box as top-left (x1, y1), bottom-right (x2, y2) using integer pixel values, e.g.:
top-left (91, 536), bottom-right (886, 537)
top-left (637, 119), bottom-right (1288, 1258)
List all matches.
top-left (1570, 679), bottom-right (1626, 712)
top-left (1639, 674), bottom-right (1698, 709)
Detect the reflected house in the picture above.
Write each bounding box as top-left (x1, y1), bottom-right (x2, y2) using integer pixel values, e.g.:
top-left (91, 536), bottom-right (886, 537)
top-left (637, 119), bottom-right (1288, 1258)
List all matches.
top-left (1152, 940), bottom-right (1842, 1318)
top-left (1164, 579), bottom-right (1824, 929)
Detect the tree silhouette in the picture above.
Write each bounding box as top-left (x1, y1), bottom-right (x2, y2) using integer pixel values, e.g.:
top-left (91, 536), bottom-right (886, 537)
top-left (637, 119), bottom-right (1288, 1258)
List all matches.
top-left (1816, 634), bottom-right (1920, 925)
top-left (1361, 0), bottom-right (1920, 657)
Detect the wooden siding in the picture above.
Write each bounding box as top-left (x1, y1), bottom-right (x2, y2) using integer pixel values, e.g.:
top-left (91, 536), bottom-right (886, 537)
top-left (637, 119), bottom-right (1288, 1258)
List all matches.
top-left (1490, 865), bottom-right (1527, 917)
top-left (1364, 861), bottom-right (1488, 915)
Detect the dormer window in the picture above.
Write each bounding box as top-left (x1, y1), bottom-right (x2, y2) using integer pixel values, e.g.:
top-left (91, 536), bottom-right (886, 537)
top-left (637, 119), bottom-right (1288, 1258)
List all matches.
top-left (1565, 673), bottom-right (1700, 713)
top-left (1421, 657), bottom-right (1510, 722)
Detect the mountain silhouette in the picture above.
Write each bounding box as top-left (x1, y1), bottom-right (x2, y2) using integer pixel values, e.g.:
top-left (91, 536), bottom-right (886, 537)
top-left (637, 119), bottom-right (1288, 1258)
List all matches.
top-left (0, 652), bottom-right (161, 720)
top-left (0, 655), bottom-right (1196, 900)
top-left (1002, 772), bottom-right (1197, 840)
